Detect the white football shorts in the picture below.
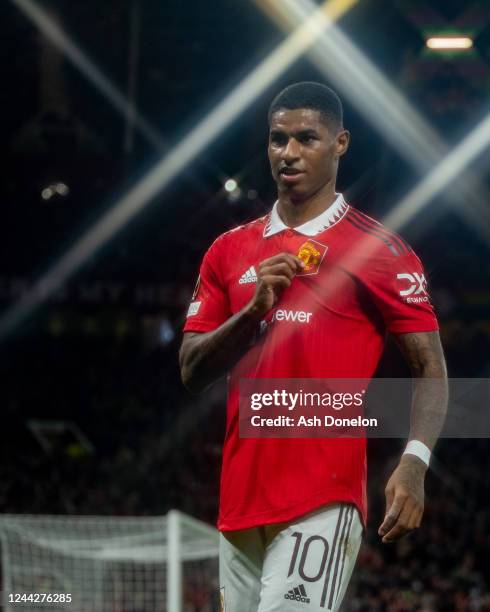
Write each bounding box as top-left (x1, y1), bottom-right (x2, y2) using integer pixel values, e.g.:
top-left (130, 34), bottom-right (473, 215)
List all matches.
top-left (219, 503), bottom-right (362, 612)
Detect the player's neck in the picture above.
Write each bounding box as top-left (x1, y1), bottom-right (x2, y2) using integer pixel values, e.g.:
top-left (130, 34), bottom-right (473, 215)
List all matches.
top-left (276, 182), bottom-right (338, 228)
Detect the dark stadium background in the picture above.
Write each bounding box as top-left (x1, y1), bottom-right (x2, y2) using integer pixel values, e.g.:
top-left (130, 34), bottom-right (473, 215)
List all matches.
top-left (1, 0), bottom-right (489, 609)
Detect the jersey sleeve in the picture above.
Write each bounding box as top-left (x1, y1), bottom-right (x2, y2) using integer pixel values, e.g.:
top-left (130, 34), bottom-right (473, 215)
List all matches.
top-left (183, 236), bottom-right (231, 333)
top-left (364, 248), bottom-right (439, 334)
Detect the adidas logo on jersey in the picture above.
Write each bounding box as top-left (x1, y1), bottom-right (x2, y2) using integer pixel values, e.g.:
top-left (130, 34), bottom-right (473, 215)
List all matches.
top-left (284, 584), bottom-right (310, 604)
top-left (239, 266), bottom-right (257, 284)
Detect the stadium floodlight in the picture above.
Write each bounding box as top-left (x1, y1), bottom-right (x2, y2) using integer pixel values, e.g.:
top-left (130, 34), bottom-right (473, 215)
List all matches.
top-left (255, 0), bottom-right (490, 242)
top-left (10, 0), bottom-right (165, 152)
top-left (41, 182), bottom-right (70, 201)
top-left (224, 179), bottom-right (238, 193)
top-left (385, 111), bottom-right (490, 230)
top-left (0, 0), bottom-right (357, 340)
top-left (426, 36), bottom-right (473, 50)
top-left (255, 0), bottom-right (444, 163)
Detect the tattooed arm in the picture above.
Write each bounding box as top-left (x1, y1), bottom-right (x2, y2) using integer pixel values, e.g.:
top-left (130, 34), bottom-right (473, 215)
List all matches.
top-left (378, 331), bottom-right (448, 543)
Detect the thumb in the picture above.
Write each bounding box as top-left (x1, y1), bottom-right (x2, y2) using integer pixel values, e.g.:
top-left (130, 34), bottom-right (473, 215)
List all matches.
top-left (378, 487), bottom-right (395, 535)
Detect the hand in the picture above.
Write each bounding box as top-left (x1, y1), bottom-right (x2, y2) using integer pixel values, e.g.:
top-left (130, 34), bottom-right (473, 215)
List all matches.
top-left (378, 454), bottom-right (426, 543)
top-left (247, 253), bottom-right (304, 318)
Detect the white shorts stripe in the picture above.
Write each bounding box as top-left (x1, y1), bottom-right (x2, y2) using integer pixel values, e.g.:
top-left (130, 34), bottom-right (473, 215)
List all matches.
top-left (327, 507), bottom-right (351, 609)
top-left (335, 507), bottom-right (356, 607)
top-left (332, 507), bottom-right (355, 608)
top-left (320, 505), bottom-right (346, 608)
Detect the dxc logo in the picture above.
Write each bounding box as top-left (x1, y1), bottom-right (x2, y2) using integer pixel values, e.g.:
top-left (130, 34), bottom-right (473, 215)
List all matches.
top-left (396, 272), bottom-right (427, 296)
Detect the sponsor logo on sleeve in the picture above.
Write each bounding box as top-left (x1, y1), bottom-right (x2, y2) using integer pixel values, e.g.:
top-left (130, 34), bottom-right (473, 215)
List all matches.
top-left (397, 272), bottom-right (429, 303)
top-left (187, 301), bottom-right (201, 316)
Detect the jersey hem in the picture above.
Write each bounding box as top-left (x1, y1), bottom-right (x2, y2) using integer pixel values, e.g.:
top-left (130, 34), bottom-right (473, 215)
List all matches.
top-left (218, 488), bottom-right (366, 532)
top-left (388, 322), bottom-right (439, 334)
top-left (183, 322), bottom-right (218, 333)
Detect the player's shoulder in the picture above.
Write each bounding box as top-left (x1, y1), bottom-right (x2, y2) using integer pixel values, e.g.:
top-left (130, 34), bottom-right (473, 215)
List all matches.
top-left (208, 214), bottom-right (269, 253)
top-left (343, 205), bottom-right (413, 259)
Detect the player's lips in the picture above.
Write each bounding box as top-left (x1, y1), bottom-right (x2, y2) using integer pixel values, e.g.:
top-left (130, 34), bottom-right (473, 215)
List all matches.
top-left (279, 167), bottom-right (305, 183)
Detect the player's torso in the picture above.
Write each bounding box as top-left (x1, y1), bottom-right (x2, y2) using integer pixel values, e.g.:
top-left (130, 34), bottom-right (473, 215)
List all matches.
top-left (222, 223), bottom-right (378, 329)
top-left (219, 219), bottom-right (385, 378)
top-left (215, 216), bottom-right (373, 529)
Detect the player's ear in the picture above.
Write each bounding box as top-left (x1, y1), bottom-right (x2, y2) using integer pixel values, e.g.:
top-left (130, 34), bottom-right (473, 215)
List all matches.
top-left (335, 129), bottom-right (350, 157)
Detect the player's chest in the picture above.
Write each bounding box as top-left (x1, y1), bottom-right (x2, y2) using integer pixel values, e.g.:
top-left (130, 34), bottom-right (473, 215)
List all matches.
top-left (223, 234), bottom-right (358, 314)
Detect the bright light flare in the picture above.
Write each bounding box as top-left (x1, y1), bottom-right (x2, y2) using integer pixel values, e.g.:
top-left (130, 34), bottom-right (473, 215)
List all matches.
top-left (0, 0), bottom-right (357, 340)
top-left (10, 0), bottom-right (165, 151)
top-left (41, 182), bottom-right (70, 201)
top-left (41, 188), bottom-right (53, 201)
top-left (224, 179), bottom-right (238, 193)
top-left (426, 37), bottom-right (473, 50)
top-left (385, 111), bottom-right (490, 231)
top-left (256, 0), bottom-right (490, 242)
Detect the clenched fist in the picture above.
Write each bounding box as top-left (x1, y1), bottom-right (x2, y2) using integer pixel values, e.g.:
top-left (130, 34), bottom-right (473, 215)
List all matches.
top-left (247, 252), bottom-right (304, 318)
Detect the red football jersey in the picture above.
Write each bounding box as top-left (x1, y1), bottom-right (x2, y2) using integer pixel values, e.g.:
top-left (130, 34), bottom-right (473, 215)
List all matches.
top-left (183, 195), bottom-right (438, 531)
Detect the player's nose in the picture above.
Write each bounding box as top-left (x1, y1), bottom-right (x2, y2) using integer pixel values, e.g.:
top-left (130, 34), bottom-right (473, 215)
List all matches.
top-left (281, 138), bottom-right (300, 162)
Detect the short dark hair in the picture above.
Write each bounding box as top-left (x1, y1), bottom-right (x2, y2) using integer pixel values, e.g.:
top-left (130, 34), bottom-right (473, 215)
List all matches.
top-left (268, 81), bottom-right (343, 131)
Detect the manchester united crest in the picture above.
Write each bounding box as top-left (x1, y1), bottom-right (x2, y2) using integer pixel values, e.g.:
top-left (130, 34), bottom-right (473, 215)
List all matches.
top-left (297, 239), bottom-right (328, 276)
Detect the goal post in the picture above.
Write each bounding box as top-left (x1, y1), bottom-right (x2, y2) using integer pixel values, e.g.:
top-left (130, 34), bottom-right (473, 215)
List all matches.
top-left (0, 511), bottom-right (219, 611)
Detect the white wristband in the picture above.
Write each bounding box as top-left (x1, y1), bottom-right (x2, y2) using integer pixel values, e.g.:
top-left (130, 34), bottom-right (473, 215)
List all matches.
top-left (403, 440), bottom-right (431, 467)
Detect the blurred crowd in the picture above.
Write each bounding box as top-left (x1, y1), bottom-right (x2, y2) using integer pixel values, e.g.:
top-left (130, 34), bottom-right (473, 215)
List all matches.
top-left (0, 335), bottom-right (220, 521)
top-left (346, 439), bottom-right (490, 611)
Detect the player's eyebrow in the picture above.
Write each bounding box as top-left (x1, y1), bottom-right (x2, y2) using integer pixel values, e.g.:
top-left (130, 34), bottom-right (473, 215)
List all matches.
top-left (269, 129), bottom-right (286, 138)
top-left (269, 128), bottom-right (320, 139)
top-left (296, 129), bottom-right (320, 138)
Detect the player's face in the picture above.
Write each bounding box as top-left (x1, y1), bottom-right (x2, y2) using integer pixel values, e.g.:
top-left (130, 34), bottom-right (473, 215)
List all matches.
top-left (268, 108), bottom-right (349, 201)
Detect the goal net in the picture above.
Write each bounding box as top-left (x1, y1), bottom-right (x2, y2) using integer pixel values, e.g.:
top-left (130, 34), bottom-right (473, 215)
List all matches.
top-left (0, 510), bottom-right (219, 612)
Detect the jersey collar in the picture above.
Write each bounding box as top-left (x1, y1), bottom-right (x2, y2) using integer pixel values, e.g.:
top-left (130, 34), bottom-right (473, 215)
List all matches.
top-left (263, 193), bottom-right (348, 238)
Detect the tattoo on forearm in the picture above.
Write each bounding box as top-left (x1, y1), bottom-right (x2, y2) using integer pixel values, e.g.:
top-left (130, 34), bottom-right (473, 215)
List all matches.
top-left (395, 331), bottom-right (448, 450)
top-left (396, 331), bottom-right (447, 377)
